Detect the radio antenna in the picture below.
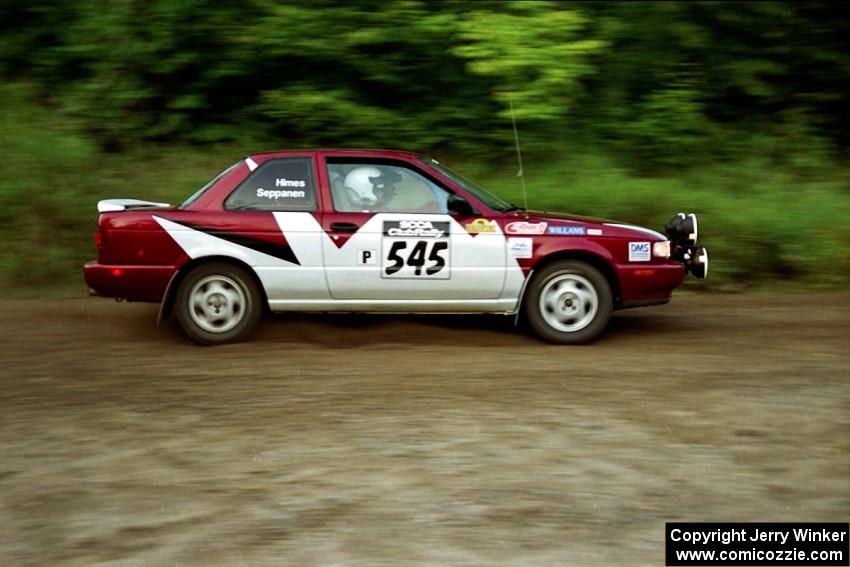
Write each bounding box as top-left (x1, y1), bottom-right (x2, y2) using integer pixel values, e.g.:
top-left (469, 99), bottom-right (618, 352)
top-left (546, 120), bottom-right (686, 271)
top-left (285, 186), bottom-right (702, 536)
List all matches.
top-left (509, 97), bottom-right (529, 218)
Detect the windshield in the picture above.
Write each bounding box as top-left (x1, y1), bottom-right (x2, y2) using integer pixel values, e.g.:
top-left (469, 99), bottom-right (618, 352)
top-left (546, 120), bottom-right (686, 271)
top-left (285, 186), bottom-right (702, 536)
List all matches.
top-left (421, 157), bottom-right (514, 212)
top-left (179, 161), bottom-right (241, 208)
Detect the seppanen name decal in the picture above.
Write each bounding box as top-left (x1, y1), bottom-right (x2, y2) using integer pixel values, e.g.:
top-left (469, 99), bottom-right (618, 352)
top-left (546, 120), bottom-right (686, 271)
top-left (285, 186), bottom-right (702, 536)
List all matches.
top-left (257, 188), bottom-right (307, 199)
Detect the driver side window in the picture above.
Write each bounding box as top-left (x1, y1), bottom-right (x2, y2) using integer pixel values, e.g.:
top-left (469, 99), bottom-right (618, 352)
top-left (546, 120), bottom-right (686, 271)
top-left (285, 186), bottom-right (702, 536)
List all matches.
top-left (327, 161), bottom-right (449, 214)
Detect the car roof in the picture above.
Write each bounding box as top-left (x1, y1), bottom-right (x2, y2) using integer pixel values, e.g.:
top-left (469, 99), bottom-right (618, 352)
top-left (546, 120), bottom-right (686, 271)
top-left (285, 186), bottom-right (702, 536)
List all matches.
top-left (248, 148), bottom-right (425, 160)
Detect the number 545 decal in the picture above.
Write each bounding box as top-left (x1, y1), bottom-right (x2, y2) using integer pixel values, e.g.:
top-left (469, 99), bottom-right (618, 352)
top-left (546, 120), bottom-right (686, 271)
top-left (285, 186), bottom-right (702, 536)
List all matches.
top-left (382, 240), bottom-right (450, 279)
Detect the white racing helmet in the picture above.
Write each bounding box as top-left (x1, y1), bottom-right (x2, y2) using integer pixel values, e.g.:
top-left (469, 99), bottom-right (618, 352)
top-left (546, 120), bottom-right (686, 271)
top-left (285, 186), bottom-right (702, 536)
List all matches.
top-left (344, 166), bottom-right (383, 206)
top-left (343, 166), bottom-right (400, 207)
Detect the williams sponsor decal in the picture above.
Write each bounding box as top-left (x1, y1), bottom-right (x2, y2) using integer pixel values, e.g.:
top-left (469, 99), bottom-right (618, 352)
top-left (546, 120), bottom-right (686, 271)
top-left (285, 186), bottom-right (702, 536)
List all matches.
top-left (547, 225), bottom-right (586, 236)
top-left (465, 218), bottom-right (498, 234)
top-left (504, 221), bottom-right (547, 235)
top-left (383, 220), bottom-right (449, 239)
top-left (628, 241), bottom-right (651, 262)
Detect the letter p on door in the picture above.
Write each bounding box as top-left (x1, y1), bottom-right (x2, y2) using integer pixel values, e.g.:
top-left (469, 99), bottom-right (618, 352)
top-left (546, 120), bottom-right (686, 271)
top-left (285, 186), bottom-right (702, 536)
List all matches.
top-left (359, 250), bottom-right (376, 265)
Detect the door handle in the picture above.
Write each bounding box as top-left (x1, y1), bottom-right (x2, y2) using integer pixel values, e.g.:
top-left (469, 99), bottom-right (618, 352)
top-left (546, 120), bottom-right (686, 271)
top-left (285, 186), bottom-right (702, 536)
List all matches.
top-left (330, 222), bottom-right (360, 233)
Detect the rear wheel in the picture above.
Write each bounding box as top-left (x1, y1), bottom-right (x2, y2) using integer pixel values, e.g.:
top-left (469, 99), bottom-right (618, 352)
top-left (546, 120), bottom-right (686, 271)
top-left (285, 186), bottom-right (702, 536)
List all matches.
top-left (523, 260), bottom-right (613, 344)
top-left (175, 262), bottom-right (262, 345)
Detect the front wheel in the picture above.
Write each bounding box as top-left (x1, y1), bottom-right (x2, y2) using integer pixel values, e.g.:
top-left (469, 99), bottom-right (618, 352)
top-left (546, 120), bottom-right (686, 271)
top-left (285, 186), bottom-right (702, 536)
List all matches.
top-left (523, 260), bottom-right (613, 344)
top-left (175, 262), bottom-right (262, 345)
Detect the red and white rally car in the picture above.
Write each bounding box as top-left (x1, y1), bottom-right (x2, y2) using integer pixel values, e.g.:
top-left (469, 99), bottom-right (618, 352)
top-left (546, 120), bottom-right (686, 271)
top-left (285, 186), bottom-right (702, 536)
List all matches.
top-left (84, 149), bottom-right (707, 345)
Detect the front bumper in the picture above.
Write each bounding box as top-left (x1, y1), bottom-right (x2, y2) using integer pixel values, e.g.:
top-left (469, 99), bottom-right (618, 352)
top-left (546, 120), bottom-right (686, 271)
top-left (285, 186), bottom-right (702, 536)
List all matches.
top-left (83, 262), bottom-right (175, 302)
top-left (617, 262), bottom-right (686, 305)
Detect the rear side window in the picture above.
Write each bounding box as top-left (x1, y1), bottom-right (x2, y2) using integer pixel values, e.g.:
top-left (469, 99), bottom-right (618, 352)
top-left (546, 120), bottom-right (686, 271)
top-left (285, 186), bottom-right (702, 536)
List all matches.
top-left (180, 161), bottom-right (240, 208)
top-left (225, 158), bottom-right (317, 211)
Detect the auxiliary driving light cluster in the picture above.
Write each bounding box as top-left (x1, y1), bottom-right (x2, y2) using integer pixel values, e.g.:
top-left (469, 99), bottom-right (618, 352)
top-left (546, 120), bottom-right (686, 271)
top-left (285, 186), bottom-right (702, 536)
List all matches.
top-left (665, 212), bottom-right (708, 279)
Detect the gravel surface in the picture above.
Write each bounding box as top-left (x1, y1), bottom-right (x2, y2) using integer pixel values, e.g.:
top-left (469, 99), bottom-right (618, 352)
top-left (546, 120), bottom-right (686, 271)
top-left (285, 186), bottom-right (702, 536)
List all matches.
top-left (1, 294), bottom-right (848, 566)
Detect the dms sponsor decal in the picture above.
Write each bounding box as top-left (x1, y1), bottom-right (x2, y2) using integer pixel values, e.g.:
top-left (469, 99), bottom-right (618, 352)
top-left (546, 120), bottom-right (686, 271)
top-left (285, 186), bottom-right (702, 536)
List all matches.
top-left (383, 220), bottom-right (449, 239)
top-left (465, 218), bottom-right (498, 234)
top-left (505, 221), bottom-right (547, 235)
top-left (508, 237), bottom-right (533, 259)
top-left (547, 225), bottom-right (586, 236)
top-left (587, 228), bottom-right (603, 236)
top-left (257, 188), bottom-right (307, 199)
top-left (628, 241), bottom-right (651, 262)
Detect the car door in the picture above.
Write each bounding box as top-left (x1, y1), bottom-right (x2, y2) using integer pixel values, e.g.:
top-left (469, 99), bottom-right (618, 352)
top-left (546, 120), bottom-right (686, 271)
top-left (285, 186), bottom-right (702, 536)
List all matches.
top-left (320, 157), bottom-right (507, 301)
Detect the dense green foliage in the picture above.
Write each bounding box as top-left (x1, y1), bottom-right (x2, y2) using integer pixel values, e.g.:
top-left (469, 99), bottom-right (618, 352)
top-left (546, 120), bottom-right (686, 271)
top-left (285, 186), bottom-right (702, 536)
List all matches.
top-left (0, 1), bottom-right (848, 292)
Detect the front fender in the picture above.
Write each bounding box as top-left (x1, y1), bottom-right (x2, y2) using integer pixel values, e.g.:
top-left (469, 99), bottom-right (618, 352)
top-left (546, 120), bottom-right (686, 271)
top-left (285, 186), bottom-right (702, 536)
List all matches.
top-left (514, 238), bottom-right (622, 312)
top-left (531, 237), bottom-right (620, 271)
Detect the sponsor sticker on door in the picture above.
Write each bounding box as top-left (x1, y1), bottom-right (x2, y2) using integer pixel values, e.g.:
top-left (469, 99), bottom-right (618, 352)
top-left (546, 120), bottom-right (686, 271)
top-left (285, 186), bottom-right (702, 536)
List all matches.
top-left (382, 220), bottom-right (451, 279)
top-left (508, 238), bottom-right (533, 259)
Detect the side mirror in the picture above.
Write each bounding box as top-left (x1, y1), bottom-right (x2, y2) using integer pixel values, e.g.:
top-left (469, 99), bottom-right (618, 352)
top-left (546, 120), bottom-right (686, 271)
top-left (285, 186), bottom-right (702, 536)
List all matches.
top-left (447, 194), bottom-right (475, 217)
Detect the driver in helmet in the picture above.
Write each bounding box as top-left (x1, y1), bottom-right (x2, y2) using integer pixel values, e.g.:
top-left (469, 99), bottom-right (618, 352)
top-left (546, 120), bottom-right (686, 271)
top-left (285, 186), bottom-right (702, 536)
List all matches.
top-left (343, 166), bottom-right (402, 211)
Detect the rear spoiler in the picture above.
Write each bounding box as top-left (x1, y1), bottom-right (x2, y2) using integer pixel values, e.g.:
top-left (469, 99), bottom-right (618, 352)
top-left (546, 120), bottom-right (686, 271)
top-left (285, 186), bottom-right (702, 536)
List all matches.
top-left (97, 199), bottom-right (172, 213)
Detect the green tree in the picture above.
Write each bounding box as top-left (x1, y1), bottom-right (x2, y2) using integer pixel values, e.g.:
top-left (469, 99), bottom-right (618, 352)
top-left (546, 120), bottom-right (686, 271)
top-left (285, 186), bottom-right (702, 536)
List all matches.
top-left (452, 1), bottom-right (606, 123)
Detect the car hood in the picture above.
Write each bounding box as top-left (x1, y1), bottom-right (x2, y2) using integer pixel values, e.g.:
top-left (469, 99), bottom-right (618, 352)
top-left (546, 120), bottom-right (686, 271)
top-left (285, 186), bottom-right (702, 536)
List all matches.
top-left (510, 210), bottom-right (666, 240)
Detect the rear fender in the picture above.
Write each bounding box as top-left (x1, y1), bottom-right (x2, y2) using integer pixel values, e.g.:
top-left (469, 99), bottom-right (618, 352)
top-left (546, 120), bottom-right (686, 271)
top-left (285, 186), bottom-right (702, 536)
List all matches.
top-left (157, 256), bottom-right (267, 324)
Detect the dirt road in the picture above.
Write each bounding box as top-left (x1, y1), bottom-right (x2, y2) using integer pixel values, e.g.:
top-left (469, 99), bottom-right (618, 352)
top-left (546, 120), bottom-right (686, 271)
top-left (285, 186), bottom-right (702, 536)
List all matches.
top-left (1, 294), bottom-right (848, 566)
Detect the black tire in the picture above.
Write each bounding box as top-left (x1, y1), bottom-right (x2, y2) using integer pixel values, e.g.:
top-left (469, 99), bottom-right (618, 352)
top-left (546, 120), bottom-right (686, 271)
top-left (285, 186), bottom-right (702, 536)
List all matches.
top-left (523, 260), bottom-right (613, 344)
top-left (175, 262), bottom-right (263, 345)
